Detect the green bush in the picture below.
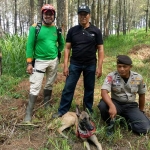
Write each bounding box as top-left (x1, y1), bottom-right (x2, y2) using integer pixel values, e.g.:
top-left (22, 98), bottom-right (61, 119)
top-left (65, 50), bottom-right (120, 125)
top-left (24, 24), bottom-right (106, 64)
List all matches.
top-left (0, 34), bottom-right (27, 77)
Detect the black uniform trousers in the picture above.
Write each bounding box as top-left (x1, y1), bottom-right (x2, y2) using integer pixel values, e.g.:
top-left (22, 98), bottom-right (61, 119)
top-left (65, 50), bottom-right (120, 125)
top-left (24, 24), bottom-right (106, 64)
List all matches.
top-left (98, 99), bottom-right (150, 134)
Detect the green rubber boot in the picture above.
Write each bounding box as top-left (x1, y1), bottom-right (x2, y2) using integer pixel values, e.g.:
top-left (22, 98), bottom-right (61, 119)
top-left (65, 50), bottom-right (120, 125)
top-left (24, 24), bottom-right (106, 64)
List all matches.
top-left (43, 89), bottom-right (52, 109)
top-left (24, 94), bottom-right (37, 123)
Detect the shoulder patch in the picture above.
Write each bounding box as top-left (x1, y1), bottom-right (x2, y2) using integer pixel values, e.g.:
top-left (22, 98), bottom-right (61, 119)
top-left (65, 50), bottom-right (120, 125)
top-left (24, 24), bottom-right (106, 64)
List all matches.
top-left (106, 76), bottom-right (113, 84)
top-left (133, 72), bottom-right (138, 75)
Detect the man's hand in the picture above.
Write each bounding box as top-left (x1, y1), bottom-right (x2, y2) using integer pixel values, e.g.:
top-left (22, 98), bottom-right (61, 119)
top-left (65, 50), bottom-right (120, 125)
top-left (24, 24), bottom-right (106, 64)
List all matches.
top-left (139, 94), bottom-right (145, 111)
top-left (63, 66), bottom-right (69, 77)
top-left (26, 64), bottom-right (33, 74)
top-left (109, 104), bottom-right (117, 119)
top-left (96, 68), bottom-right (102, 78)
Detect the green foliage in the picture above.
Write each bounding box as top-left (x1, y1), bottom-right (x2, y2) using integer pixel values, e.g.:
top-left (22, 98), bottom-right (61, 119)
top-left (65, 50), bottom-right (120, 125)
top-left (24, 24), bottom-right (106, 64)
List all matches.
top-left (46, 138), bottom-right (71, 150)
top-left (0, 74), bottom-right (23, 96)
top-left (0, 35), bottom-right (27, 96)
top-left (0, 34), bottom-right (27, 77)
top-left (104, 29), bottom-right (150, 56)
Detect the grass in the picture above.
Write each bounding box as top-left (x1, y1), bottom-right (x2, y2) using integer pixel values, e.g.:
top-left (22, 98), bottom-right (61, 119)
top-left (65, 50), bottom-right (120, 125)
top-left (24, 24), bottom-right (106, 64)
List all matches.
top-left (0, 29), bottom-right (150, 149)
top-left (0, 34), bottom-right (27, 77)
top-left (0, 34), bottom-right (27, 96)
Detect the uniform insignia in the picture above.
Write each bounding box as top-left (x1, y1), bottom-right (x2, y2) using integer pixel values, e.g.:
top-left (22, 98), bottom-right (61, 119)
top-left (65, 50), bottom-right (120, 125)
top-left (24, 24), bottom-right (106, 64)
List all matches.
top-left (106, 76), bottom-right (113, 84)
top-left (130, 81), bottom-right (134, 84)
top-left (135, 77), bottom-right (140, 80)
top-left (116, 80), bottom-right (120, 84)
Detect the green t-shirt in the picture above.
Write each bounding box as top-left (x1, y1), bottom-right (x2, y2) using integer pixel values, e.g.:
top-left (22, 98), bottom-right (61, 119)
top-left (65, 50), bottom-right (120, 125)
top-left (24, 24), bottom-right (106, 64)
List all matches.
top-left (26, 24), bottom-right (65, 60)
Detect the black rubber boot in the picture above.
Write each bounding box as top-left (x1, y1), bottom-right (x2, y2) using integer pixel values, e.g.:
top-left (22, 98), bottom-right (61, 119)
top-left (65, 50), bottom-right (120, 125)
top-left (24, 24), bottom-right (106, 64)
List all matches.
top-left (43, 89), bottom-right (52, 109)
top-left (24, 94), bottom-right (37, 123)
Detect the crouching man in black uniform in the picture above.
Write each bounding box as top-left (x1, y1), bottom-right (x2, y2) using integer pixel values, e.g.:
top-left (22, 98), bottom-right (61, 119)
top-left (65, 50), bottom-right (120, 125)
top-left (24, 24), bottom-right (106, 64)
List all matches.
top-left (98, 55), bottom-right (150, 135)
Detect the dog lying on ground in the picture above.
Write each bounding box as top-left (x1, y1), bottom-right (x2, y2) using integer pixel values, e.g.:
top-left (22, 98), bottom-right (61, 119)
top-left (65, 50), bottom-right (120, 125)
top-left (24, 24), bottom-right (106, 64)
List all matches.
top-left (48, 106), bottom-right (102, 150)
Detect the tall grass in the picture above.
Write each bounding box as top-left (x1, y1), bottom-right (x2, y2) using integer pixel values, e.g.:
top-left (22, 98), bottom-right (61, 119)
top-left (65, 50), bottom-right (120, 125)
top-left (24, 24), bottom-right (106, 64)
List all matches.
top-left (104, 29), bottom-right (150, 56)
top-left (0, 34), bottom-right (27, 96)
top-left (0, 34), bottom-right (27, 77)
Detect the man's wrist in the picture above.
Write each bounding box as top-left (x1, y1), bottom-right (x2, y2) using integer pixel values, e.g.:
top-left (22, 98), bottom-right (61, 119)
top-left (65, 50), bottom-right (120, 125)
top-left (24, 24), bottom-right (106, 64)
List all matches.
top-left (27, 62), bottom-right (32, 66)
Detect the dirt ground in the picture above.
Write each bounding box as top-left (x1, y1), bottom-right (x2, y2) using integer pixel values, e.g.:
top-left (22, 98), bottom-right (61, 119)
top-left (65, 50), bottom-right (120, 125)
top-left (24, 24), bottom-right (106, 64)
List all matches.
top-left (0, 44), bottom-right (150, 150)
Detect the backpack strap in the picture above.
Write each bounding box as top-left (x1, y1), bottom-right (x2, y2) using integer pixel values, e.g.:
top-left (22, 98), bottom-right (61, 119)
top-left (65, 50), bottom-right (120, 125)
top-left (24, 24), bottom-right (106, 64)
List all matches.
top-left (56, 27), bottom-right (62, 63)
top-left (35, 22), bottom-right (42, 39)
top-left (56, 27), bottom-right (62, 40)
top-left (32, 22), bottom-right (42, 67)
top-left (35, 23), bottom-right (61, 40)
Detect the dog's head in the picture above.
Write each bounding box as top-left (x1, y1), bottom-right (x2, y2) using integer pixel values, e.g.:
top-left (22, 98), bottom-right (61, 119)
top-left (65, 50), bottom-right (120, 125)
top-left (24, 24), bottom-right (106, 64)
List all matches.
top-left (76, 105), bottom-right (94, 131)
top-left (78, 111), bottom-right (94, 131)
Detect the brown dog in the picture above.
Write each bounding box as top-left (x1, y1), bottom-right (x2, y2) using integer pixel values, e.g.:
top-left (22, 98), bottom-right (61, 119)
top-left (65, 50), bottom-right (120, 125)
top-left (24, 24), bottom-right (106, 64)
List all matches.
top-left (48, 107), bottom-right (102, 150)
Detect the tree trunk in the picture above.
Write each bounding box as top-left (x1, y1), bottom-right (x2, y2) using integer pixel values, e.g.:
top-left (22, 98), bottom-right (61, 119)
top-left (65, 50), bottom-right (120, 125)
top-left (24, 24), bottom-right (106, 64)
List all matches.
top-left (123, 0), bottom-right (127, 35)
top-left (57, 0), bottom-right (68, 35)
top-left (127, 0), bottom-right (132, 32)
top-left (104, 0), bottom-right (112, 37)
top-left (91, 0), bottom-right (96, 25)
top-left (30, 0), bottom-right (34, 25)
top-left (18, 10), bottom-right (22, 35)
top-left (117, 0), bottom-right (122, 36)
top-left (69, 0), bottom-right (74, 28)
top-left (37, 0), bottom-right (44, 22)
top-left (14, 0), bottom-right (17, 34)
top-left (96, 0), bottom-right (100, 28)
top-left (145, 0), bottom-right (149, 33)
top-left (100, 0), bottom-right (103, 31)
top-left (5, 0), bottom-right (9, 33)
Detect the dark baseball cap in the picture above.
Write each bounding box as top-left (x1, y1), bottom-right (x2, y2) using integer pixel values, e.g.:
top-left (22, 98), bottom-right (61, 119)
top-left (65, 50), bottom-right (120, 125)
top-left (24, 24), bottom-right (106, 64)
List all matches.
top-left (78, 5), bottom-right (90, 14)
top-left (117, 55), bottom-right (132, 65)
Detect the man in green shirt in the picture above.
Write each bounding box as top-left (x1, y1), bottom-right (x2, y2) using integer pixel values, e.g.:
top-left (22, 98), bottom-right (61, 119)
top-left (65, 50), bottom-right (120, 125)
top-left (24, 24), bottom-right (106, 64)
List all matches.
top-left (24, 4), bottom-right (65, 124)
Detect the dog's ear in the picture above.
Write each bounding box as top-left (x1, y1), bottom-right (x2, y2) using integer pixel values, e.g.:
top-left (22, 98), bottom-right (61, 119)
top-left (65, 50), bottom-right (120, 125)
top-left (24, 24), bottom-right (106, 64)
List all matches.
top-left (76, 105), bottom-right (81, 117)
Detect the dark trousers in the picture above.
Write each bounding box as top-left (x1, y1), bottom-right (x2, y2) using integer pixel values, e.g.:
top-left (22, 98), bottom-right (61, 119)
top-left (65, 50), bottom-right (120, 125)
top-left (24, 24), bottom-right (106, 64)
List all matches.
top-left (98, 99), bottom-right (150, 134)
top-left (58, 63), bottom-right (96, 115)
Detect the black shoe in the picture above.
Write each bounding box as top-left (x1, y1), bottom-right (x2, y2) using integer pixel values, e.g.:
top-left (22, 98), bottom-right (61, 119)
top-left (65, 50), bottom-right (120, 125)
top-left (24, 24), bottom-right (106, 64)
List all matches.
top-left (52, 112), bottom-right (62, 118)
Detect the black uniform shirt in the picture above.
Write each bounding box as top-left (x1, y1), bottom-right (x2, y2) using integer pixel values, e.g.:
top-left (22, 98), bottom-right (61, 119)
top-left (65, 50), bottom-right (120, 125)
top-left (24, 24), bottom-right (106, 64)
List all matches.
top-left (66, 23), bottom-right (103, 65)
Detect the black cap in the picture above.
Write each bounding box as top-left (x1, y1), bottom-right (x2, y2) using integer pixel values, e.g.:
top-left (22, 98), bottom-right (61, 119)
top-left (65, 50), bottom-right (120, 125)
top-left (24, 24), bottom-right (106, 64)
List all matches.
top-left (117, 55), bottom-right (132, 65)
top-left (78, 5), bottom-right (90, 14)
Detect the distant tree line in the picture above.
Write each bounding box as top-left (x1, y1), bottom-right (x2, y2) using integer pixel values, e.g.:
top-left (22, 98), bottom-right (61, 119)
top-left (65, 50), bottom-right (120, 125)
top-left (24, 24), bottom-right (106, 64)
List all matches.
top-left (0, 0), bottom-right (150, 37)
